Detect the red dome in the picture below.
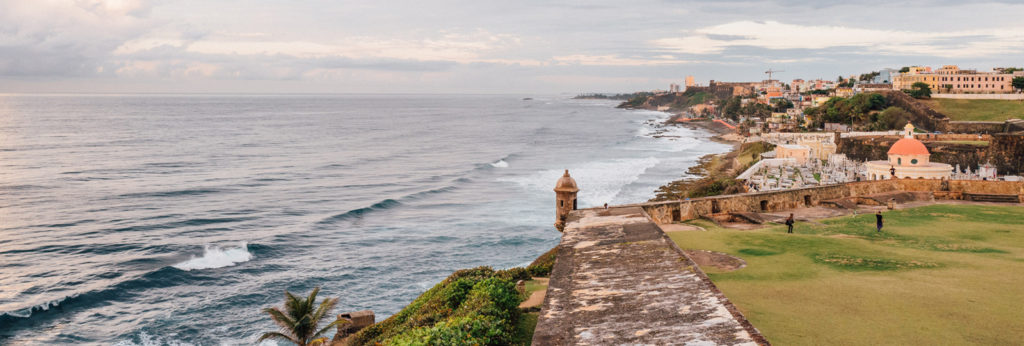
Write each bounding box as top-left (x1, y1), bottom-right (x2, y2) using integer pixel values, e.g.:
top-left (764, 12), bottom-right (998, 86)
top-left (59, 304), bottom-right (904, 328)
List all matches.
top-left (888, 138), bottom-right (929, 156)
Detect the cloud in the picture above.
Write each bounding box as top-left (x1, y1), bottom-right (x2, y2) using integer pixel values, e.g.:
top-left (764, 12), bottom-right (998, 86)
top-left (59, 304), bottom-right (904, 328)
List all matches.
top-left (2, 0), bottom-right (1024, 93)
top-left (652, 21), bottom-right (1024, 58)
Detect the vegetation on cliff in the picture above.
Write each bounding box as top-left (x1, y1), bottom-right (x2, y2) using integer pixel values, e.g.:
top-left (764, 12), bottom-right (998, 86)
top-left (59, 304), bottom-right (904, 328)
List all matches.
top-left (347, 266), bottom-right (532, 345)
top-left (526, 246), bottom-right (557, 277)
top-left (668, 204), bottom-right (1024, 345)
top-left (617, 87), bottom-right (736, 112)
top-left (650, 142), bottom-right (774, 201)
top-left (573, 92), bottom-right (650, 100)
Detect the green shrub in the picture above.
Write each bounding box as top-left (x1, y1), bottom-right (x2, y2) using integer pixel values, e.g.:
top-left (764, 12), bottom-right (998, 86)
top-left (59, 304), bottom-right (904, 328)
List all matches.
top-left (497, 267), bottom-right (531, 281)
top-left (526, 247), bottom-right (557, 277)
top-left (348, 266), bottom-right (526, 345)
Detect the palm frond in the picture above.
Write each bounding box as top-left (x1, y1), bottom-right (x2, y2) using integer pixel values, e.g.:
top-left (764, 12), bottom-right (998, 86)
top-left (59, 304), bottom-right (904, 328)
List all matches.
top-left (313, 319), bottom-right (345, 340)
top-left (257, 331), bottom-right (301, 345)
top-left (311, 297), bottom-right (339, 324)
top-left (264, 307), bottom-right (299, 333)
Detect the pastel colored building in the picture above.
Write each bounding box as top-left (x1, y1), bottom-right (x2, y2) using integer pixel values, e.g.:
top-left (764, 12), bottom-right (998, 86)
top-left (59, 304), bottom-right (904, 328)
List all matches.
top-left (865, 124), bottom-right (952, 180)
top-left (893, 65), bottom-right (1022, 94)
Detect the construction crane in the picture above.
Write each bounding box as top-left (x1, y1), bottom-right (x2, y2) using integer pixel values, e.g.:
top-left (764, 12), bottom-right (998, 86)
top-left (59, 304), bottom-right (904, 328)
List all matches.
top-left (765, 68), bottom-right (784, 82)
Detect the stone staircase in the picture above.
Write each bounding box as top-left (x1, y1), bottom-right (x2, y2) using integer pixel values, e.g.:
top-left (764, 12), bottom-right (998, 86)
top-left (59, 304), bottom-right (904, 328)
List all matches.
top-left (963, 193), bottom-right (1021, 203)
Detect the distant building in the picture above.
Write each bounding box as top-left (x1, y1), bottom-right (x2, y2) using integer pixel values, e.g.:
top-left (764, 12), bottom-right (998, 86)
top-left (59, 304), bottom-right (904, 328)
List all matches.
top-left (813, 96), bottom-right (830, 107)
top-left (854, 83), bottom-right (892, 93)
top-left (835, 87), bottom-right (854, 97)
top-left (871, 68), bottom-right (897, 84)
top-left (893, 65), bottom-right (1023, 94)
top-left (685, 75), bottom-right (695, 87)
top-left (669, 83), bottom-right (680, 93)
top-left (824, 123), bottom-right (850, 132)
top-left (865, 124), bottom-right (952, 180)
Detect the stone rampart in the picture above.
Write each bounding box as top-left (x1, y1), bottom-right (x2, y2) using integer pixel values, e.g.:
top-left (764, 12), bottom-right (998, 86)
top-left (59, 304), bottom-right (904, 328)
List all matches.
top-left (636, 179), bottom-right (1024, 224)
top-left (945, 121), bottom-right (1007, 134)
top-left (915, 133), bottom-right (992, 141)
top-left (533, 207), bottom-right (767, 345)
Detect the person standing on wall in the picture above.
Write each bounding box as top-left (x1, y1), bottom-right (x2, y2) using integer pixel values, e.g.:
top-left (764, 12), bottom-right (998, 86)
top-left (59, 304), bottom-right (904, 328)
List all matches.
top-left (889, 166), bottom-right (896, 178)
top-left (876, 211), bottom-right (884, 232)
top-left (785, 213), bottom-right (795, 234)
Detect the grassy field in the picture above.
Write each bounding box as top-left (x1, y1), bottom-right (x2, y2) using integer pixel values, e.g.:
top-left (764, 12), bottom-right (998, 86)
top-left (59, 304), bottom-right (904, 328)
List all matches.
top-left (668, 204), bottom-right (1024, 345)
top-left (921, 98), bottom-right (1024, 121)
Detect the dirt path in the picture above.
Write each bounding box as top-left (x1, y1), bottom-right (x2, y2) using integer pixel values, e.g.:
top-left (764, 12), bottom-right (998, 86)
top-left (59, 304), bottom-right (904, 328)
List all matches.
top-left (659, 223), bottom-right (706, 232)
top-left (519, 277), bottom-right (549, 309)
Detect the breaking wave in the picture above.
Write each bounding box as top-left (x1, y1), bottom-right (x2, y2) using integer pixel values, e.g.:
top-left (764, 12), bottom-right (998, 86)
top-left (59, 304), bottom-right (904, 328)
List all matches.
top-left (498, 157), bottom-right (661, 207)
top-left (172, 242), bottom-right (253, 271)
top-left (490, 159), bottom-right (509, 168)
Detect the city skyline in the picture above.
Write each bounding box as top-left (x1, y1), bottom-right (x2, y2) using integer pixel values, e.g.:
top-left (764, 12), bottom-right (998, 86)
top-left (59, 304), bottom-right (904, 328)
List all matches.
top-left (2, 0), bottom-right (1023, 94)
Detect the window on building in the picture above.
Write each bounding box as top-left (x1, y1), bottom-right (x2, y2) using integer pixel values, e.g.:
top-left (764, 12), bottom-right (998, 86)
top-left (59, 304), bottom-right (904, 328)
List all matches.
top-left (911, 159), bottom-right (918, 164)
top-left (898, 158), bottom-right (902, 165)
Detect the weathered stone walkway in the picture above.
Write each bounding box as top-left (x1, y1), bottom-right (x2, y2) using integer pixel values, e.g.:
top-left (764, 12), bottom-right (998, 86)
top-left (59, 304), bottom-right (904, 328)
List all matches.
top-left (532, 206), bottom-right (767, 345)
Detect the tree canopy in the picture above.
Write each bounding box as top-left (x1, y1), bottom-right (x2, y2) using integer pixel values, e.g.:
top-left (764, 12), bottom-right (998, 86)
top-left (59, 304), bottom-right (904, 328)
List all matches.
top-left (771, 98), bottom-right (794, 112)
top-left (1012, 77), bottom-right (1024, 91)
top-left (906, 82), bottom-right (931, 99)
top-left (803, 93), bottom-right (890, 130)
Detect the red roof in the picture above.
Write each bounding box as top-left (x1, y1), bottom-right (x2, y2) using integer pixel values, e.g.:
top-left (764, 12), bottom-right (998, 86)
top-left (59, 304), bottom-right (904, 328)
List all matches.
top-left (888, 138), bottom-right (929, 156)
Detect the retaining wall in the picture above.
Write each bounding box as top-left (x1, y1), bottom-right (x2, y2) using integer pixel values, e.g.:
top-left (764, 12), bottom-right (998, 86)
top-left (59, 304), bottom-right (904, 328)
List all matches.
top-left (637, 179), bottom-right (1024, 224)
top-left (931, 93), bottom-right (1024, 100)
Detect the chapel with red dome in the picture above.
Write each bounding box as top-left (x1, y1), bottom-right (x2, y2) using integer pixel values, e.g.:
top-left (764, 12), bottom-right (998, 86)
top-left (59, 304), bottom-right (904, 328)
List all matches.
top-left (865, 124), bottom-right (952, 180)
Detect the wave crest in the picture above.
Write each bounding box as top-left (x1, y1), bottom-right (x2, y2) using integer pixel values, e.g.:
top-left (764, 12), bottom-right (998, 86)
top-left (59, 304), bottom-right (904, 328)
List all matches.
top-left (173, 242), bottom-right (253, 271)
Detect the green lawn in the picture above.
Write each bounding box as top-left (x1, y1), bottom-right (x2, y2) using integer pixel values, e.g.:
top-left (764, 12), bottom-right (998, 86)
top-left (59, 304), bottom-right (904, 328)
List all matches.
top-left (921, 98), bottom-right (1024, 121)
top-left (669, 204), bottom-right (1024, 345)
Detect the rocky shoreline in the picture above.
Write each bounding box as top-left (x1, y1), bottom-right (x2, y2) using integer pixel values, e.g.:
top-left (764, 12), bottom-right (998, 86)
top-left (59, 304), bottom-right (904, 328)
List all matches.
top-left (649, 114), bottom-right (772, 202)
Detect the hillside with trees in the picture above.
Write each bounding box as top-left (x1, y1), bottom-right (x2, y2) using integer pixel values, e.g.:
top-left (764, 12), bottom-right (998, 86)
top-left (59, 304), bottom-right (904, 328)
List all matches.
top-left (804, 92), bottom-right (951, 131)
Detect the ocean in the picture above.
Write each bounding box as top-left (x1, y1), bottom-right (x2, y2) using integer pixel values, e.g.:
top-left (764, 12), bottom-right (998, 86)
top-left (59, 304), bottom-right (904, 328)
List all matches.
top-left (0, 94), bottom-right (731, 344)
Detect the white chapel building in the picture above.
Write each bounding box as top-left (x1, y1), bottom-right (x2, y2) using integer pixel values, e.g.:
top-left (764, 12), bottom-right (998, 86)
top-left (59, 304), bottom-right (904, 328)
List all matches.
top-left (865, 124), bottom-right (952, 180)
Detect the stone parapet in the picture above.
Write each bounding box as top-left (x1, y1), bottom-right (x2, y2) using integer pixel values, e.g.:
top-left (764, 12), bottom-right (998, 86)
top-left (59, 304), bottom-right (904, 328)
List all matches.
top-left (634, 180), bottom-right (1024, 224)
top-left (532, 207), bottom-right (767, 345)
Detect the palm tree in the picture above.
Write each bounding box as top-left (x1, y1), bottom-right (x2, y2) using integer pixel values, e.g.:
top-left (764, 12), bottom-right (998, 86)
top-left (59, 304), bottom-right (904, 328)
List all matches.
top-left (258, 287), bottom-right (343, 346)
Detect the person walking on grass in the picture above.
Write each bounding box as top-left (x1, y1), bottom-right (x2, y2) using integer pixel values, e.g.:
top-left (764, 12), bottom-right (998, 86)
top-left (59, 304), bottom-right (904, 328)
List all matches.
top-left (785, 213), bottom-right (795, 234)
top-left (876, 211), bottom-right (884, 232)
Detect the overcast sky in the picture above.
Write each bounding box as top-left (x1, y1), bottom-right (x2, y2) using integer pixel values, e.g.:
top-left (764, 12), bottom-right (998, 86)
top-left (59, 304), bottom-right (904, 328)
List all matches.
top-left (2, 0), bottom-right (1023, 94)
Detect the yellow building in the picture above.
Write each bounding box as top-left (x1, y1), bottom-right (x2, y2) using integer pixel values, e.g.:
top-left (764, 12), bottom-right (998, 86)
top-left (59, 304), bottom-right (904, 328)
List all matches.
top-left (797, 139), bottom-right (837, 161)
top-left (893, 65), bottom-right (1021, 94)
top-left (775, 144), bottom-right (810, 165)
top-left (685, 75), bottom-right (695, 87)
top-left (813, 96), bottom-right (830, 107)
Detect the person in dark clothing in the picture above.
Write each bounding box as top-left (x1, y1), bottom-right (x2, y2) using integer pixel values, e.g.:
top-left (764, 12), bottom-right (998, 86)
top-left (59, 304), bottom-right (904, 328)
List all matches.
top-left (876, 211), bottom-right (883, 232)
top-left (785, 213), bottom-right (795, 233)
top-left (889, 166), bottom-right (896, 178)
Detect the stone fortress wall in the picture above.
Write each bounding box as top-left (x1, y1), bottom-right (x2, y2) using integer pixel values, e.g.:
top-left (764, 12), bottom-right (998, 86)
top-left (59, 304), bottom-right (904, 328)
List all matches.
top-left (631, 179), bottom-right (1024, 224)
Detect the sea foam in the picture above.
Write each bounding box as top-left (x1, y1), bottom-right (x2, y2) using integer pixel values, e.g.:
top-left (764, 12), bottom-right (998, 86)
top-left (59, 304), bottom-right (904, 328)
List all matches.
top-left (173, 242), bottom-right (253, 271)
top-left (490, 159), bottom-right (509, 168)
top-left (499, 157), bottom-right (660, 207)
